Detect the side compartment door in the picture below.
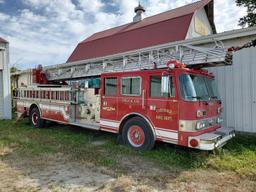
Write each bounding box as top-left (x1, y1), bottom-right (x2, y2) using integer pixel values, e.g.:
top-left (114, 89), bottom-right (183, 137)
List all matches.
top-left (100, 76), bottom-right (119, 132)
top-left (147, 74), bottom-right (179, 144)
top-left (70, 89), bottom-right (80, 123)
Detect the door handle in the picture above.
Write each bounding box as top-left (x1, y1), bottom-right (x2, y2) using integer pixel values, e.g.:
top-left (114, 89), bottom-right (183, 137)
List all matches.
top-left (142, 89), bottom-right (145, 109)
top-left (150, 105), bottom-right (156, 111)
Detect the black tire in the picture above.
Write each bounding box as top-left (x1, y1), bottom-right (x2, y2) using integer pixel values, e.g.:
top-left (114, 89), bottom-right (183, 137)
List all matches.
top-left (29, 107), bottom-right (46, 128)
top-left (122, 117), bottom-right (155, 150)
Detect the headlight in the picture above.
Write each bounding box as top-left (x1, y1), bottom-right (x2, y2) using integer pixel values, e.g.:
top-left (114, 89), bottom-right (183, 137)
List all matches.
top-left (196, 121), bottom-right (207, 130)
top-left (180, 118), bottom-right (219, 131)
top-left (197, 110), bottom-right (206, 118)
top-left (217, 117), bottom-right (223, 124)
top-left (179, 120), bottom-right (197, 131)
top-left (180, 120), bottom-right (207, 131)
top-left (217, 107), bottom-right (223, 114)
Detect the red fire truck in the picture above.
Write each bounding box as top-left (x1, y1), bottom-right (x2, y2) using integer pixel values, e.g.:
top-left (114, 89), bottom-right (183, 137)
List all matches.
top-left (14, 42), bottom-right (243, 150)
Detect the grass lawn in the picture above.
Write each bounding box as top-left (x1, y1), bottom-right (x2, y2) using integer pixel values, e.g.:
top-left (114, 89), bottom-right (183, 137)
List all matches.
top-left (0, 119), bottom-right (255, 180)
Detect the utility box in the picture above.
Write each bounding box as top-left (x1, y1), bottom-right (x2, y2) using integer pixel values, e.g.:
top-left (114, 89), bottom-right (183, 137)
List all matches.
top-left (0, 37), bottom-right (12, 119)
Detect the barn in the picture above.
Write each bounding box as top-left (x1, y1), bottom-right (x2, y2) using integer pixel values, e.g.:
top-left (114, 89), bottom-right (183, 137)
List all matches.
top-left (0, 37), bottom-right (11, 119)
top-left (68, 0), bottom-right (216, 62)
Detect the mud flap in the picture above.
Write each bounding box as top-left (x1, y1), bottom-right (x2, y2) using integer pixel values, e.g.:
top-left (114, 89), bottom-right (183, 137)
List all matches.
top-left (16, 111), bottom-right (27, 122)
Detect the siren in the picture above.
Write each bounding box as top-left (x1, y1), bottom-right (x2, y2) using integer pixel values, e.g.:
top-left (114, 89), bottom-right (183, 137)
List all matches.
top-left (166, 60), bottom-right (186, 69)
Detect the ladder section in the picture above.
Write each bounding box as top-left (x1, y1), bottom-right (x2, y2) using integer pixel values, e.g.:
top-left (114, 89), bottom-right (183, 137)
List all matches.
top-left (46, 42), bottom-right (232, 81)
top-left (13, 85), bottom-right (74, 104)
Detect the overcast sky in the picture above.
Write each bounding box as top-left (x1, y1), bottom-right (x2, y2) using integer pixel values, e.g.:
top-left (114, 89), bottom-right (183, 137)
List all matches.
top-left (0, 0), bottom-right (247, 69)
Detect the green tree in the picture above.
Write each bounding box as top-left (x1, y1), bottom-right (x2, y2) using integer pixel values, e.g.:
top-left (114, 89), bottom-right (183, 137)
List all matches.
top-left (10, 66), bottom-right (18, 73)
top-left (236, 0), bottom-right (256, 27)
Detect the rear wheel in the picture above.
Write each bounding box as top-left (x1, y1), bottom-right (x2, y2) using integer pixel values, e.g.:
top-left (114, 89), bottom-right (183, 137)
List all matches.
top-left (29, 107), bottom-right (45, 128)
top-left (122, 117), bottom-right (155, 150)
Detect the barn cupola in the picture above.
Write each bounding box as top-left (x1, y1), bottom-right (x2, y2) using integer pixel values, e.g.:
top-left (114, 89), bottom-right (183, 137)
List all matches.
top-left (133, 3), bottom-right (145, 22)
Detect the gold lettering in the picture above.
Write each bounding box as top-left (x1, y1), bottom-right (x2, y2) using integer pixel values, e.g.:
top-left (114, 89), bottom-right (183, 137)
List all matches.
top-left (156, 115), bottom-right (173, 121)
top-left (122, 99), bottom-right (140, 104)
top-left (156, 108), bottom-right (172, 114)
top-left (102, 107), bottom-right (116, 112)
top-left (156, 115), bottom-right (163, 120)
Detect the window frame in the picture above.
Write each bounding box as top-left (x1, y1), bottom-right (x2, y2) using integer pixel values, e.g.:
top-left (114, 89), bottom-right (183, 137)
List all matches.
top-left (149, 75), bottom-right (175, 98)
top-left (104, 77), bottom-right (118, 96)
top-left (178, 73), bottom-right (217, 102)
top-left (121, 76), bottom-right (142, 96)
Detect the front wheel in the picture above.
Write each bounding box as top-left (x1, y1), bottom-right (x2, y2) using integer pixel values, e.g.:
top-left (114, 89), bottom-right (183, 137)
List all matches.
top-left (122, 117), bottom-right (155, 150)
top-left (29, 107), bottom-right (46, 128)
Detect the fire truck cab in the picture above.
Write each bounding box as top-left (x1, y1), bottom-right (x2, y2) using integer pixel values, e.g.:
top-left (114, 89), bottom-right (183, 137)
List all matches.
top-left (100, 65), bottom-right (235, 150)
top-left (14, 63), bottom-right (235, 151)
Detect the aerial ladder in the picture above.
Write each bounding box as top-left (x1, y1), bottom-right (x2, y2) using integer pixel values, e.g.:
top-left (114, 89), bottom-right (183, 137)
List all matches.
top-left (45, 41), bottom-right (237, 81)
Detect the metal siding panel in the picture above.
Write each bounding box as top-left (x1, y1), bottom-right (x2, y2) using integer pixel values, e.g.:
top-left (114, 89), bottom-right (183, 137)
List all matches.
top-left (219, 67), bottom-right (227, 127)
top-left (209, 48), bottom-right (256, 133)
top-left (250, 47), bottom-right (256, 133)
top-left (0, 71), bottom-right (3, 118)
top-left (0, 50), bottom-right (3, 69)
top-left (224, 66), bottom-right (234, 129)
top-left (233, 50), bottom-right (244, 132)
top-left (242, 48), bottom-right (252, 132)
top-left (233, 48), bottom-right (255, 133)
top-left (205, 38), bottom-right (256, 134)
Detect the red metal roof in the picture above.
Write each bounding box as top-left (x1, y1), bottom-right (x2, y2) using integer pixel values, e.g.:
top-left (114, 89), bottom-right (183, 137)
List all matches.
top-left (0, 37), bottom-right (8, 43)
top-left (67, 0), bottom-right (213, 63)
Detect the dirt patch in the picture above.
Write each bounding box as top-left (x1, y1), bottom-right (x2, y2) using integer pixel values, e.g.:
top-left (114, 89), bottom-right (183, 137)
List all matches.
top-left (0, 143), bottom-right (18, 156)
top-left (100, 170), bottom-right (256, 192)
top-left (0, 153), bottom-right (115, 192)
top-left (165, 170), bottom-right (256, 192)
top-left (118, 155), bottom-right (169, 177)
top-left (0, 150), bottom-right (255, 192)
top-left (91, 140), bottom-right (107, 146)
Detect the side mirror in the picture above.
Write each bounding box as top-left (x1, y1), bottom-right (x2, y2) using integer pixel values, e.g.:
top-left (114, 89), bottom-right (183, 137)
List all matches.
top-left (161, 75), bottom-right (169, 95)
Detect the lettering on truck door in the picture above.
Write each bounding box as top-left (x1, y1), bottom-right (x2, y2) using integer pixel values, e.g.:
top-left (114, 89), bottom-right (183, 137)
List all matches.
top-left (100, 76), bottom-right (119, 132)
top-left (147, 73), bottom-right (179, 144)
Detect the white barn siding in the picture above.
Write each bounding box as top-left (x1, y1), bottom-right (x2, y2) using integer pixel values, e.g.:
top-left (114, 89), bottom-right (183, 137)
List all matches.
top-left (0, 71), bottom-right (3, 118)
top-left (0, 49), bottom-right (4, 118)
top-left (0, 42), bottom-right (11, 119)
top-left (186, 8), bottom-right (213, 39)
top-left (209, 47), bottom-right (256, 133)
top-left (18, 71), bottom-right (33, 87)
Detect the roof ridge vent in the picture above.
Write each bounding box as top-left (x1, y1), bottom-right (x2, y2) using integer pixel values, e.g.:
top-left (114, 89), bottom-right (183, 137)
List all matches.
top-left (133, 3), bottom-right (145, 23)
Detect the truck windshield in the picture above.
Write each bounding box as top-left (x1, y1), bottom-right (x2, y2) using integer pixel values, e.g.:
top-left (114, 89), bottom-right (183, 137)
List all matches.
top-left (179, 74), bottom-right (220, 101)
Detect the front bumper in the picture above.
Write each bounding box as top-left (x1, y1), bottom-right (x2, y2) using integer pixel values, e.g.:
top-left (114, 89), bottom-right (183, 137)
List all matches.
top-left (188, 127), bottom-right (235, 150)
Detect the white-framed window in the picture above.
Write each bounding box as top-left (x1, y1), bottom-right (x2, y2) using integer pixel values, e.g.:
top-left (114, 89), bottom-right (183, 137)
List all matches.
top-left (121, 76), bottom-right (141, 96)
top-left (105, 77), bottom-right (117, 96)
top-left (150, 75), bottom-right (175, 98)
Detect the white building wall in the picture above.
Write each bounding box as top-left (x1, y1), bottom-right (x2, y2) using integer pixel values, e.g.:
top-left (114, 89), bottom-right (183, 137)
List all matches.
top-left (0, 71), bottom-right (3, 118)
top-left (0, 42), bottom-right (11, 119)
top-left (0, 48), bottom-right (4, 118)
top-left (17, 71), bottom-right (33, 87)
top-left (208, 47), bottom-right (256, 133)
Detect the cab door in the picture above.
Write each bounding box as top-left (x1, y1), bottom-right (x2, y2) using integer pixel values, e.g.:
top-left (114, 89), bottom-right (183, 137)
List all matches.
top-left (147, 73), bottom-right (179, 143)
top-left (100, 76), bottom-right (119, 132)
top-left (117, 75), bottom-right (144, 119)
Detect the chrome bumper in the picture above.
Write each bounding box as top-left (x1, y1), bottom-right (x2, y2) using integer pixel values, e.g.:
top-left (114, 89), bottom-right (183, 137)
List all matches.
top-left (188, 127), bottom-right (235, 150)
